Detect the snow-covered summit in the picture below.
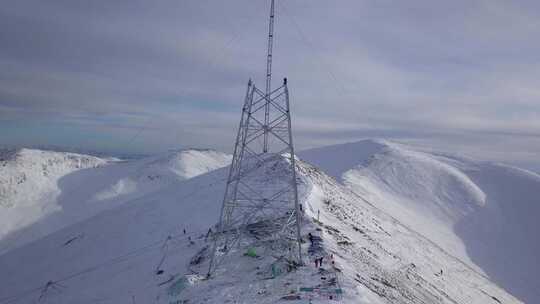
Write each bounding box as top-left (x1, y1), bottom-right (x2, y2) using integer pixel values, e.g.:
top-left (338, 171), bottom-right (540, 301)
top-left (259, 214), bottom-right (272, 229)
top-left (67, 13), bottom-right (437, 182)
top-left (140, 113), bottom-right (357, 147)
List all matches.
top-left (0, 148), bottom-right (231, 253)
top-left (143, 149), bottom-right (232, 180)
top-left (0, 148), bottom-right (107, 209)
top-left (300, 139), bottom-right (540, 303)
top-left (0, 148), bottom-right (107, 241)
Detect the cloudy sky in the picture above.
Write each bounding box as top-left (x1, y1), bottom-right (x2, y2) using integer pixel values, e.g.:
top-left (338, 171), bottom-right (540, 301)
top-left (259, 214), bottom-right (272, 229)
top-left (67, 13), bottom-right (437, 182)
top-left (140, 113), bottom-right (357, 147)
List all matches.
top-left (1, 0), bottom-right (539, 170)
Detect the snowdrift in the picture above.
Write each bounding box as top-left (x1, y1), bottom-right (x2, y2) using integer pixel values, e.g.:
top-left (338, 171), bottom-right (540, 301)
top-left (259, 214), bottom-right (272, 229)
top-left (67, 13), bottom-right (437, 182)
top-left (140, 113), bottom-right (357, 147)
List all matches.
top-left (300, 139), bottom-right (540, 303)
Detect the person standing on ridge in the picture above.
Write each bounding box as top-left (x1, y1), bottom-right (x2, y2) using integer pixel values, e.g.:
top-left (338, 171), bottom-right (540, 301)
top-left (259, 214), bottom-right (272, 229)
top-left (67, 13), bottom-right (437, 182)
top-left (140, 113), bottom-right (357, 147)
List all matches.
top-left (205, 228), bottom-right (212, 242)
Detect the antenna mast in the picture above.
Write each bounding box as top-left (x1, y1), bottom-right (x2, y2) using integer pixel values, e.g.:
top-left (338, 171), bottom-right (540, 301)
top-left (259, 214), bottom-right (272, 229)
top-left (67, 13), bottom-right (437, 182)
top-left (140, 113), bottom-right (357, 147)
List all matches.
top-left (263, 0), bottom-right (275, 153)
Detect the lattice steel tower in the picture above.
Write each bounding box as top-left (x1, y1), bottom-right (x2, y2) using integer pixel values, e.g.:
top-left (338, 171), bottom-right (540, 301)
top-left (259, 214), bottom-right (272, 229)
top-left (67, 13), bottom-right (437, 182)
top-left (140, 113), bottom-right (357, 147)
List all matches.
top-left (207, 0), bottom-right (303, 276)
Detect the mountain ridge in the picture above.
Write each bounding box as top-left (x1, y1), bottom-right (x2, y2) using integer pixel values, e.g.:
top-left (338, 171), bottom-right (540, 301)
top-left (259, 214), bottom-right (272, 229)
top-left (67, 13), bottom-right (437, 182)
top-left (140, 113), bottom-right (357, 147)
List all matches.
top-left (299, 139), bottom-right (540, 303)
top-left (0, 140), bottom-right (528, 303)
top-left (0, 140), bottom-right (536, 302)
top-left (0, 147), bottom-right (231, 253)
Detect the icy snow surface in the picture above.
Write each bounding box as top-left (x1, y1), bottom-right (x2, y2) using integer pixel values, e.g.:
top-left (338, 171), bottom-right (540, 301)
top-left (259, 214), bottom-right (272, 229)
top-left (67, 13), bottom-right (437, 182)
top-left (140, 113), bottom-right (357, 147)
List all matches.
top-left (0, 143), bottom-right (525, 304)
top-left (300, 139), bottom-right (540, 303)
top-left (0, 149), bottom-right (107, 249)
top-left (0, 148), bottom-right (231, 253)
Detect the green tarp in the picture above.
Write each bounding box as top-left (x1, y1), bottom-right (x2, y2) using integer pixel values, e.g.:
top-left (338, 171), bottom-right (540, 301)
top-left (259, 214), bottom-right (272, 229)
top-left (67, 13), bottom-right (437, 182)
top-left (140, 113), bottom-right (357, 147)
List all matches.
top-left (245, 248), bottom-right (257, 257)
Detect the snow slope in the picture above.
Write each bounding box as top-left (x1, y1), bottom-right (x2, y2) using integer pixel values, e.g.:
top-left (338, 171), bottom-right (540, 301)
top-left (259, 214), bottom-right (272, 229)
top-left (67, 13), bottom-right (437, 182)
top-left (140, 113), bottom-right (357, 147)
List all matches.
top-left (0, 149), bottom-right (107, 245)
top-left (300, 139), bottom-right (540, 303)
top-left (0, 148), bottom-right (231, 253)
top-left (0, 155), bottom-right (520, 304)
top-left (87, 149), bottom-right (231, 204)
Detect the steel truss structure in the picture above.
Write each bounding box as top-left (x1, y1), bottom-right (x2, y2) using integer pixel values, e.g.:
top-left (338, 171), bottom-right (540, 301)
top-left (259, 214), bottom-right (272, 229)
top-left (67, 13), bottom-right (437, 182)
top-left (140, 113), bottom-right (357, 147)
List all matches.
top-left (207, 0), bottom-right (303, 277)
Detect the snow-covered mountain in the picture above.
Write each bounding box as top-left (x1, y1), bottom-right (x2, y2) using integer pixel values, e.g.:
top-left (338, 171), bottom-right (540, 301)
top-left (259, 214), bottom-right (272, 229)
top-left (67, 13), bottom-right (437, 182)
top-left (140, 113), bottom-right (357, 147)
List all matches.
top-left (0, 148), bottom-right (231, 253)
top-left (300, 139), bottom-right (540, 303)
top-left (0, 141), bottom-right (527, 304)
top-left (0, 148), bottom-right (108, 209)
top-left (0, 149), bottom-right (108, 246)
